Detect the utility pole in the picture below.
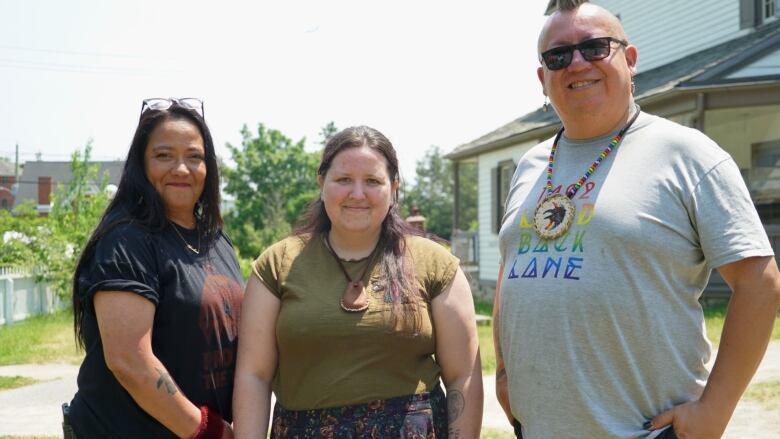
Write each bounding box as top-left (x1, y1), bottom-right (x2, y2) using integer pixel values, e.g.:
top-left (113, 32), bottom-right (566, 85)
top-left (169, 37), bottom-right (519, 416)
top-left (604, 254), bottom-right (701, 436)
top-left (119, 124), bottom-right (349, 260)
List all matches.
top-left (14, 143), bottom-right (19, 183)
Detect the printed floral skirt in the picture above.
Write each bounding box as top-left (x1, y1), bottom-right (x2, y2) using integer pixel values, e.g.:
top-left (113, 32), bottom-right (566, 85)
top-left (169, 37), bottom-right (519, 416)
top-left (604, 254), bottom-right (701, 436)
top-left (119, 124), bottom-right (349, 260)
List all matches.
top-left (270, 385), bottom-right (448, 439)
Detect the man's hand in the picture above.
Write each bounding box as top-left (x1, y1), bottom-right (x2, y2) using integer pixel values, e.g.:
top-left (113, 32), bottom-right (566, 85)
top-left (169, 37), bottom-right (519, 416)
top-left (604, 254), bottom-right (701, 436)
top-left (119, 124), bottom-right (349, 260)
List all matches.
top-left (648, 399), bottom-right (730, 439)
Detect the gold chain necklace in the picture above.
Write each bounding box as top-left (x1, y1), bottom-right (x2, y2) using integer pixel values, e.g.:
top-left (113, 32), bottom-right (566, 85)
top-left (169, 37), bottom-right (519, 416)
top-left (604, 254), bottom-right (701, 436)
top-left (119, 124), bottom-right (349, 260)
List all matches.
top-left (170, 222), bottom-right (200, 255)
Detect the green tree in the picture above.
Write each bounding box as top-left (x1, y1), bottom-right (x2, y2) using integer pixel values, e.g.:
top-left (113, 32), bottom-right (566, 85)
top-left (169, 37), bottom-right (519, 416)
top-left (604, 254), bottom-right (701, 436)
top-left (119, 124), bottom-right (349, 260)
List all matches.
top-left (44, 143), bottom-right (111, 297)
top-left (404, 146), bottom-right (455, 239)
top-left (319, 121), bottom-right (338, 146)
top-left (223, 124), bottom-right (320, 258)
top-left (0, 143), bottom-right (111, 299)
top-left (457, 161), bottom-right (478, 231)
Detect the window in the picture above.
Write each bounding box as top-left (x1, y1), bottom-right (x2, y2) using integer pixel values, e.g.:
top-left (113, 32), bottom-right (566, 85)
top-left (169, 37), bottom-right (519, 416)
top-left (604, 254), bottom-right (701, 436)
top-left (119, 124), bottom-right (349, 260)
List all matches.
top-left (0, 199), bottom-right (6, 209)
top-left (750, 140), bottom-right (780, 221)
top-left (491, 160), bottom-right (516, 233)
top-left (741, 0), bottom-right (780, 28)
top-left (764, 0), bottom-right (776, 21)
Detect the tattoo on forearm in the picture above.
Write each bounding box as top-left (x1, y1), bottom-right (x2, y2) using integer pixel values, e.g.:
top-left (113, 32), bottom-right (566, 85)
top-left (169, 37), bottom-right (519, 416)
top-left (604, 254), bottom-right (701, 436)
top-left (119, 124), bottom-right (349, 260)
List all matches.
top-left (447, 389), bottom-right (465, 423)
top-left (448, 428), bottom-right (461, 438)
top-left (154, 367), bottom-right (178, 395)
top-left (496, 367), bottom-right (507, 380)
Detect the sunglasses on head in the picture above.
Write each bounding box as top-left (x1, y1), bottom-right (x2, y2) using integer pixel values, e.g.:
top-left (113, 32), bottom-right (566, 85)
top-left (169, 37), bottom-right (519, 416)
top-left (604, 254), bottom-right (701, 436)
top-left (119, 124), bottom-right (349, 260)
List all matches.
top-left (140, 97), bottom-right (205, 119)
top-left (540, 37), bottom-right (628, 71)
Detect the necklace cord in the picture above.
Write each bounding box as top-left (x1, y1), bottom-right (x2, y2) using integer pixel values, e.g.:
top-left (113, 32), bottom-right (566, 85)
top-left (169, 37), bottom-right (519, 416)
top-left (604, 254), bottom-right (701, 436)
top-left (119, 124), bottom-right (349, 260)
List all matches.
top-left (170, 222), bottom-right (200, 255)
top-left (546, 105), bottom-right (641, 199)
top-left (323, 233), bottom-right (379, 286)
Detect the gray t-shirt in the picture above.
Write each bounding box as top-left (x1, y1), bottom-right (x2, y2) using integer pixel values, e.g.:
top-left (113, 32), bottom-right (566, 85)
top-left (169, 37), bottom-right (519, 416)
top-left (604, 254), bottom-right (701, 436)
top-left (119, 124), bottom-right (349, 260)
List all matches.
top-left (498, 111), bottom-right (773, 438)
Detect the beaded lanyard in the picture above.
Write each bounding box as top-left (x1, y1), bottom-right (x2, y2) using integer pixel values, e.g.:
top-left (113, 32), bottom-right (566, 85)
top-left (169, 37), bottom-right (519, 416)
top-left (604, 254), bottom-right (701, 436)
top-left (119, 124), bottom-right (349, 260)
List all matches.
top-left (533, 107), bottom-right (640, 240)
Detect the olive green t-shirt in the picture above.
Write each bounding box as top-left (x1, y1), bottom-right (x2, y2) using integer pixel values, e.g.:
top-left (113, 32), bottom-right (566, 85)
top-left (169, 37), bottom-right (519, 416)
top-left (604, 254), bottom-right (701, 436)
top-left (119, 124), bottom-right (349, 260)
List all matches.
top-left (252, 233), bottom-right (459, 410)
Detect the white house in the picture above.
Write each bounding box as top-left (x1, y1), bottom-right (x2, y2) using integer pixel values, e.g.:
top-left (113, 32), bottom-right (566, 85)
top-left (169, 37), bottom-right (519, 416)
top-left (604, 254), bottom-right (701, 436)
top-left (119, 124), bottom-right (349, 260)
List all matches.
top-left (447, 0), bottom-right (780, 294)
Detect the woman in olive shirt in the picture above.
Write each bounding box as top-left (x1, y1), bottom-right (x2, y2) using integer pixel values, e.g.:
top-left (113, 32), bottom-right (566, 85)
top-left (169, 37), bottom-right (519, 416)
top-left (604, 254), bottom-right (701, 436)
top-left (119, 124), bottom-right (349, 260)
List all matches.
top-left (233, 126), bottom-right (483, 438)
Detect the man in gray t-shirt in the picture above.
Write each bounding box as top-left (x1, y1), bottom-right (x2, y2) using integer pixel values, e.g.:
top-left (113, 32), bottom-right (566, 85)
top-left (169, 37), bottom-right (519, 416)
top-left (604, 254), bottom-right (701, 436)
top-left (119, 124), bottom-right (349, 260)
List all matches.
top-left (494, 2), bottom-right (780, 438)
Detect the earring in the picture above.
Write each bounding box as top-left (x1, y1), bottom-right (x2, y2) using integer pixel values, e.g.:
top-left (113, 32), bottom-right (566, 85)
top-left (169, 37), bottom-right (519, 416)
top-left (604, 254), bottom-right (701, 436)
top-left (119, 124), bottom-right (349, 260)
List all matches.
top-left (542, 96), bottom-right (550, 113)
top-left (631, 81), bottom-right (636, 94)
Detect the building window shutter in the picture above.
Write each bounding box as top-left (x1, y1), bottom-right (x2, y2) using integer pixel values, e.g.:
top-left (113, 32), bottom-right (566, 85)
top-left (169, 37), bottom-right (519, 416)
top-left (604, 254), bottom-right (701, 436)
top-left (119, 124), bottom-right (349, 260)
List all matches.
top-left (491, 167), bottom-right (499, 234)
top-left (740, 0), bottom-right (757, 28)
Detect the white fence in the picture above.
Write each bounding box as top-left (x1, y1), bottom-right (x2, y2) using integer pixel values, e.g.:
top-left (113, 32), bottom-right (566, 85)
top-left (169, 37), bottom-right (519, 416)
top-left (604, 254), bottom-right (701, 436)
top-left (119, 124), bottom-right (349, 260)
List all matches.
top-left (0, 267), bottom-right (63, 325)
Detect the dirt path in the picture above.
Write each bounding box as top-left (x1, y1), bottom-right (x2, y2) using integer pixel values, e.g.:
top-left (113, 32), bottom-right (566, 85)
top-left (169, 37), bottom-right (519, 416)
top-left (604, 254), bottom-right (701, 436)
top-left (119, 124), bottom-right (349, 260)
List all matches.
top-left (1, 342), bottom-right (779, 437)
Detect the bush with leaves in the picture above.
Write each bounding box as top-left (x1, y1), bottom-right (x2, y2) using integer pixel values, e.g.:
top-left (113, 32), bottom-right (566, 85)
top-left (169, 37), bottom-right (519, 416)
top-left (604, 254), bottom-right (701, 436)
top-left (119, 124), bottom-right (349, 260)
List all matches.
top-left (0, 143), bottom-right (110, 299)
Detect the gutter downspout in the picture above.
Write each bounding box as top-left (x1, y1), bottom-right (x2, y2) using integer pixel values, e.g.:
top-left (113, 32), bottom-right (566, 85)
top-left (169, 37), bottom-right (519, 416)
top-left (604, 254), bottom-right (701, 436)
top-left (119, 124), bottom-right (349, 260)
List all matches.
top-left (694, 92), bottom-right (706, 131)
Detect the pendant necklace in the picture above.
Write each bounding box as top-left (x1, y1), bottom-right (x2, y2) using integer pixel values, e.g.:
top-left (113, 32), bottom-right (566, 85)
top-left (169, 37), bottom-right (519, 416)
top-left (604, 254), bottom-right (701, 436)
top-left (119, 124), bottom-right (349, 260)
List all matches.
top-left (324, 233), bottom-right (379, 313)
top-left (170, 222), bottom-right (200, 254)
top-left (533, 107), bottom-right (640, 240)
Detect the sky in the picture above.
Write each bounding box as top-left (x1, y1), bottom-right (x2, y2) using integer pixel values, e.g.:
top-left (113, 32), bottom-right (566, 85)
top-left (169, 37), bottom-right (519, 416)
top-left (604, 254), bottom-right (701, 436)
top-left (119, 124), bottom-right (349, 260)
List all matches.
top-left (0, 0), bottom-right (549, 181)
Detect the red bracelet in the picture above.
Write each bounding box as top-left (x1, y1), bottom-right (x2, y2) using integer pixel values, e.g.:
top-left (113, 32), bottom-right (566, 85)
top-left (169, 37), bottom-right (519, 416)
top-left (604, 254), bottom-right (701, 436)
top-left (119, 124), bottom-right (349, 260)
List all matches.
top-left (191, 405), bottom-right (224, 439)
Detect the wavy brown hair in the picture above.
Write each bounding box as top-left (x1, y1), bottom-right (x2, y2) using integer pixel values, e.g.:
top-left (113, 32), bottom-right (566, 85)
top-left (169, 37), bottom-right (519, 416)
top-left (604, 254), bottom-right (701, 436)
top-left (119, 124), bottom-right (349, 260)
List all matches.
top-left (295, 126), bottom-right (424, 333)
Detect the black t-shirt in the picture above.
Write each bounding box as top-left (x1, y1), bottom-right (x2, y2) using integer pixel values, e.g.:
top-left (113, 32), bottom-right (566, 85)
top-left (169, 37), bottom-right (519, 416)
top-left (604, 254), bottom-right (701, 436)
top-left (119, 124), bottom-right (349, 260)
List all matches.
top-left (69, 222), bottom-right (244, 438)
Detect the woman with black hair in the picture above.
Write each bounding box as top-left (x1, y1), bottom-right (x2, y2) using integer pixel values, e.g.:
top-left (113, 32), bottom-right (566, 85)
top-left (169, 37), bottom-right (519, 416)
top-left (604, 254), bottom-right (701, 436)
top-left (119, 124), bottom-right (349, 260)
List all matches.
top-left (233, 126), bottom-right (483, 438)
top-left (67, 98), bottom-right (242, 439)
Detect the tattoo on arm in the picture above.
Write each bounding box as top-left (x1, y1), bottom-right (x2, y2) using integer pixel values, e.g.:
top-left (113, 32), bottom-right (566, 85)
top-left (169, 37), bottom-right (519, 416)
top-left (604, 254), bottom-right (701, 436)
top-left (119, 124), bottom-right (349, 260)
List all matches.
top-left (496, 367), bottom-right (507, 380)
top-left (154, 367), bottom-right (178, 395)
top-left (447, 389), bottom-right (465, 423)
top-left (448, 428), bottom-right (461, 438)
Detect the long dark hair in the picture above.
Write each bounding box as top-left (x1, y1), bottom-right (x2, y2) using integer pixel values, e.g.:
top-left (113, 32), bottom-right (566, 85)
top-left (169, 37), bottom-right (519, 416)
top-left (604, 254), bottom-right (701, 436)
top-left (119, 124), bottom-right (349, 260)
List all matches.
top-left (296, 126), bottom-right (423, 333)
top-left (73, 103), bottom-right (222, 347)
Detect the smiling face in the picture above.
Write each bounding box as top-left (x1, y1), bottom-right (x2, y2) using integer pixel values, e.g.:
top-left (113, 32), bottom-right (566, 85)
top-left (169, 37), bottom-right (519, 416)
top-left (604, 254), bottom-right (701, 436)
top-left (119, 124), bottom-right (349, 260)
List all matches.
top-left (537, 4), bottom-right (637, 138)
top-left (144, 117), bottom-right (206, 226)
top-left (318, 145), bottom-right (398, 243)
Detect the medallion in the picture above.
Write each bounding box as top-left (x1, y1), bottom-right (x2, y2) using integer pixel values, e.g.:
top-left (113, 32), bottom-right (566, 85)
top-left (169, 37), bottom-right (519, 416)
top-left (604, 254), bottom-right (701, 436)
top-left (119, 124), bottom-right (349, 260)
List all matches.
top-left (532, 105), bottom-right (641, 240)
top-left (341, 280), bottom-right (369, 312)
top-left (533, 193), bottom-right (576, 240)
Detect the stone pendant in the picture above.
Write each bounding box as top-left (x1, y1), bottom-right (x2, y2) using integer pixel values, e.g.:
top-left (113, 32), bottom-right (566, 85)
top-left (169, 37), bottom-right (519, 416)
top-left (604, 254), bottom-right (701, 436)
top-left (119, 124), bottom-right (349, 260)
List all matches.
top-left (341, 280), bottom-right (369, 312)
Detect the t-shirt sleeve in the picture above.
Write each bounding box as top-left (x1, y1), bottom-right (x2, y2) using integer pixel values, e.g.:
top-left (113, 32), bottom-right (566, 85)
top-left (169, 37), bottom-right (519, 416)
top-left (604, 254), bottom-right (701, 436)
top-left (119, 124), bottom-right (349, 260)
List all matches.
top-left (78, 224), bottom-right (160, 310)
top-left (251, 240), bottom-right (286, 298)
top-left (413, 237), bottom-right (460, 300)
top-left (690, 158), bottom-right (774, 270)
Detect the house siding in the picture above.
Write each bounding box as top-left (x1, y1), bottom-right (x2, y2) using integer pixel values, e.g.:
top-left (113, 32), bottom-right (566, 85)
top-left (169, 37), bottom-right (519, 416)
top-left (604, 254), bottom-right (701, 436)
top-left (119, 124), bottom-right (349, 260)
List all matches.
top-left (593, 0), bottom-right (744, 71)
top-left (477, 139), bottom-right (538, 285)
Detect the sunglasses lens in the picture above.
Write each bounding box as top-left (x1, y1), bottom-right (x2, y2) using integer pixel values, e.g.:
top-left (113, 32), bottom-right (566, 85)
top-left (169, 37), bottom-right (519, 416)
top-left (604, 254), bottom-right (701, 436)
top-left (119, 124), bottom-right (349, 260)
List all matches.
top-left (144, 98), bottom-right (172, 111)
top-left (543, 49), bottom-right (572, 71)
top-left (178, 98), bottom-right (202, 111)
top-left (580, 39), bottom-right (611, 61)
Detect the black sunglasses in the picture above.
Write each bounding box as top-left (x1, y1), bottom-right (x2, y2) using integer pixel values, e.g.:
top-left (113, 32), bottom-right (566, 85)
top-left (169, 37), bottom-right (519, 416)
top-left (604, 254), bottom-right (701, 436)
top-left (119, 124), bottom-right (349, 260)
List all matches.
top-left (140, 97), bottom-right (205, 119)
top-left (540, 37), bottom-right (628, 71)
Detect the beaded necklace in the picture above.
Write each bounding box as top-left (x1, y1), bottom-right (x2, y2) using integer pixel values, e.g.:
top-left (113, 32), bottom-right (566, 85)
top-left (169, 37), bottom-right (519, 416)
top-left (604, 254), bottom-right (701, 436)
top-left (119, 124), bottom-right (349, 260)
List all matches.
top-left (533, 106), bottom-right (640, 240)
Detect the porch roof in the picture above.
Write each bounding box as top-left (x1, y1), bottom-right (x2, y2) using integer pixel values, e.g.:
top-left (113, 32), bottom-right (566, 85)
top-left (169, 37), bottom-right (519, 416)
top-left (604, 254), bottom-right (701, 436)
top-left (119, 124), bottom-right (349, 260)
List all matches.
top-left (446, 19), bottom-right (780, 161)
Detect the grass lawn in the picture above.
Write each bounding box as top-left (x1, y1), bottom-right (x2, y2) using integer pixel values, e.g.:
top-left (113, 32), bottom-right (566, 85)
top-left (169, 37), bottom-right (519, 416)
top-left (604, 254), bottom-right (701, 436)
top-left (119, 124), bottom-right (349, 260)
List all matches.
top-left (0, 375), bottom-right (39, 391)
top-left (743, 379), bottom-right (780, 411)
top-left (479, 325), bottom-right (497, 374)
top-left (0, 310), bottom-right (83, 365)
top-left (480, 428), bottom-right (515, 439)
